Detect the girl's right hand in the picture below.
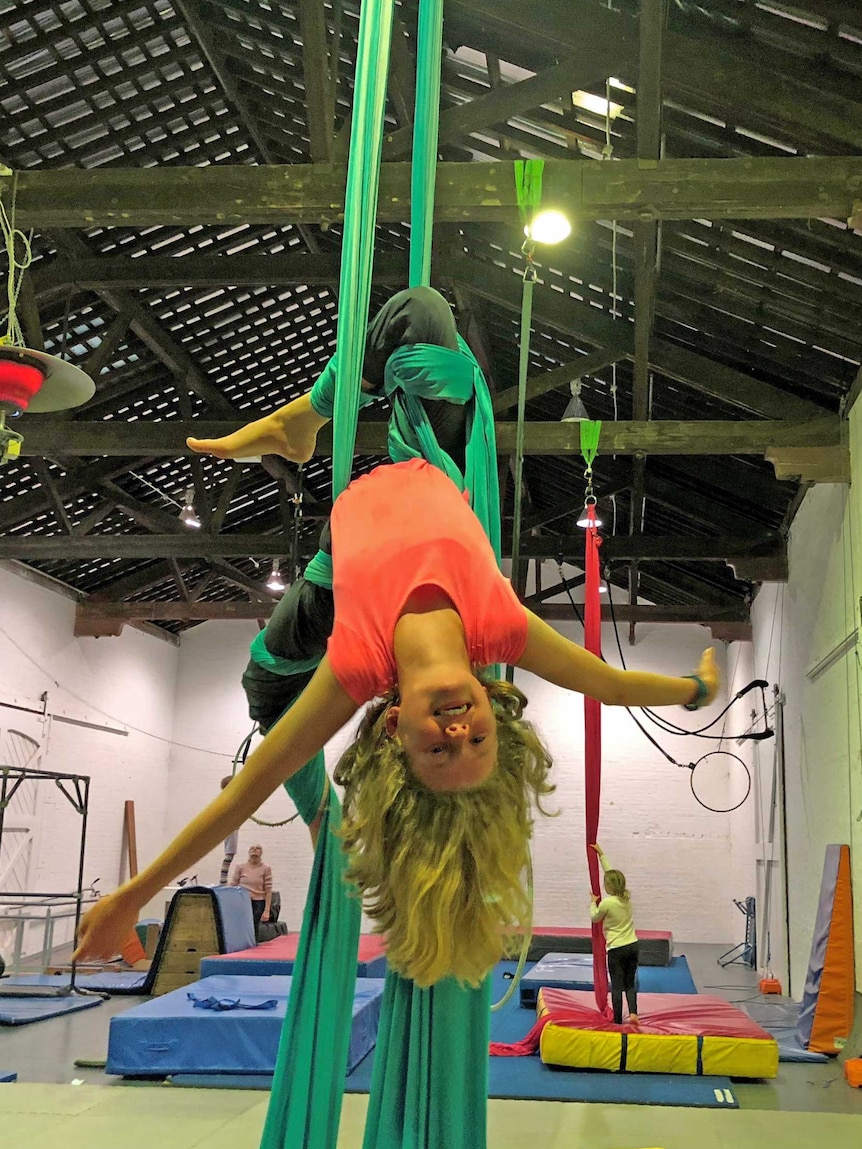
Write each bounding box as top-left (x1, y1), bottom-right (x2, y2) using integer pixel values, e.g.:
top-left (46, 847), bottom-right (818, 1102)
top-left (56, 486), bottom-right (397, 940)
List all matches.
top-left (73, 889), bottom-right (141, 963)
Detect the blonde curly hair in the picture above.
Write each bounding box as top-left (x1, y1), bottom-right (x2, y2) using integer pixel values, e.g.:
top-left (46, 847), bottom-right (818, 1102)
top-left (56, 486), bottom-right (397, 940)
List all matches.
top-left (334, 678), bottom-right (555, 988)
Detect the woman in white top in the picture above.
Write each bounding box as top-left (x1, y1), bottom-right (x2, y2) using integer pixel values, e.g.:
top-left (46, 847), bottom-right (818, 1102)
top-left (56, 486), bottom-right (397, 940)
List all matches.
top-left (589, 843), bottom-right (639, 1026)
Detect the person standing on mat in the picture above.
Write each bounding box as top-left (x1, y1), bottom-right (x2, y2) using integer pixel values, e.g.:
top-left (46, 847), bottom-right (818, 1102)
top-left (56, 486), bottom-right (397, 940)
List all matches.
top-left (219, 775), bottom-right (238, 884)
top-left (229, 844), bottom-right (272, 937)
top-left (589, 843), bottom-right (639, 1027)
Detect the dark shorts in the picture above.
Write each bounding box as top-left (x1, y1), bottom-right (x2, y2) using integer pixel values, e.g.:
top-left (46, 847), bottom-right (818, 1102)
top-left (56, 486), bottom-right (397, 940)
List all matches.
top-left (241, 287), bottom-right (468, 733)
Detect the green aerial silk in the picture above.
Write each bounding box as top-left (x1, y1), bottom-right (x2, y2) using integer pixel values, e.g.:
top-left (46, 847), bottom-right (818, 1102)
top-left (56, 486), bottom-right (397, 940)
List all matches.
top-left (260, 753), bottom-right (362, 1149)
top-left (260, 3), bottom-right (496, 1148)
top-left (259, 1), bottom-right (394, 1148)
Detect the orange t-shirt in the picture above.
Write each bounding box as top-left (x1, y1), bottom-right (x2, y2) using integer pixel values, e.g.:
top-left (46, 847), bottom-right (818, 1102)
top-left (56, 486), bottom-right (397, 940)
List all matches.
top-left (327, 459), bottom-right (527, 704)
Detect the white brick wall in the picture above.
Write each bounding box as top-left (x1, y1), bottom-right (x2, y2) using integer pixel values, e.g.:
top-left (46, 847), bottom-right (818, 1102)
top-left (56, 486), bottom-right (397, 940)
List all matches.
top-left (751, 404), bottom-right (862, 993)
top-left (0, 565), bottom-right (178, 958)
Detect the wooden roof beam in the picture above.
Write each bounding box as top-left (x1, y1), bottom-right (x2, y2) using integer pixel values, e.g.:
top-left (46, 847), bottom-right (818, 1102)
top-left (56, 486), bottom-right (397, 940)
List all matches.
top-left (14, 416), bottom-right (842, 462)
top-left (0, 530), bottom-right (781, 564)
top-left (8, 158), bottom-right (862, 229)
top-left (298, 0), bottom-right (334, 163)
top-left (72, 598), bottom-right (750, 636)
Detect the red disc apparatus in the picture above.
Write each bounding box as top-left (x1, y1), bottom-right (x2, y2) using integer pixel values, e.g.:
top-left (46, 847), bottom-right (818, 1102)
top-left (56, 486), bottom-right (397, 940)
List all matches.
top-left (0, 344), bottom-right (95, 464)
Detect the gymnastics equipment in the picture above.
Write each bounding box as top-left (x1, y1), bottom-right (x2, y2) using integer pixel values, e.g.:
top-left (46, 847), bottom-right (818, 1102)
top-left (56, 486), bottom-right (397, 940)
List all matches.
top-left (0, 994), bottom-right (103, 1026)
top-left (105, 974), bottom-right (385, 1078)
top-left (519, 952), bottom-right (696, 1008)
top-left (526, 926), bottom-right (673, 967)
top-left (533, 988), bottom-right (779, 1078)
top-left (844, 1058), bottom-right (862, 1087)
top-left (718, 896), bottom-right (757, 968)
top-left (0, 764), bottom-right (92, 998)
top-left (200, 932), bottom-right (387, 980)
top-left (796, 843), bottom-right (855, 1055)
top-left (579, 436), bottom-right (610, 1013)
top-left (147, 885), bottom-right (256, 996)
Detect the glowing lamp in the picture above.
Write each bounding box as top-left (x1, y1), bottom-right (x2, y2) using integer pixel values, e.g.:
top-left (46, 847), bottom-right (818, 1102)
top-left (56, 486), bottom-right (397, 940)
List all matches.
top-left (524, 210), bottom-right (572, 245)
top-left (266, 561), bottom-right (285, 593)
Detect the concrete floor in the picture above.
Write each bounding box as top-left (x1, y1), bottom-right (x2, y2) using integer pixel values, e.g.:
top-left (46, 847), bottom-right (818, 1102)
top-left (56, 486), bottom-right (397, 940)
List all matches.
top-left (1, 942), bottom-right (861, 1147)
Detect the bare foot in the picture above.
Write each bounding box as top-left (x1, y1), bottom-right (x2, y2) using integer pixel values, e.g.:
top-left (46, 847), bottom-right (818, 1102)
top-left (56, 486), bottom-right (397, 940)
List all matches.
top-left (629, 1013), bottom-right (639, 1028)
top-left (188, 396), bottom-right (324, 463)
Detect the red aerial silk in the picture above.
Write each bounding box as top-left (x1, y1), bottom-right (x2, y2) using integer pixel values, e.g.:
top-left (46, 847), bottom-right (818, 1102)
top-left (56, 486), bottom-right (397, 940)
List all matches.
top-left (583, 505), bottom-right (609, 1014)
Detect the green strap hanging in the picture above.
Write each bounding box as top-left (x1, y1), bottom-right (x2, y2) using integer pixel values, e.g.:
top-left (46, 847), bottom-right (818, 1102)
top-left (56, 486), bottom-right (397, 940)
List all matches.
top-left (409, 0), bottom-right (444, 288)
top-left (329, 1), bottom-right (396, 500)
top-left (513, 159), bottom-right (544, 226)
top-left (507, 158), bottom-right (544, 681)
top-left (579, 420), bottom-right (602, 469)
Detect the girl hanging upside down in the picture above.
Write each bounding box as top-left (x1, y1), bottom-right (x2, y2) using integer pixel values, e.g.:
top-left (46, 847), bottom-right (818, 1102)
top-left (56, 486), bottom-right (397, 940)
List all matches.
top-left (75, 458), bottom-right (718, 986)
top-left (74, 291), bottom-right (720, 990)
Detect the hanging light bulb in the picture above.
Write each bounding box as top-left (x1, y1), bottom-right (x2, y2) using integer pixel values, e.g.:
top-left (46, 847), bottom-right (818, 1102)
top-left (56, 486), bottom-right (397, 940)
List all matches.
top-left (265, 560), bottom-right (285, 593)
top-left (561, 380), bottom-right (590, 422)
top-left (577, 496), bottom-right (603, 529)
top-left (178, 487), bottom-right (201, 529)
top-left (524, 210), bottom-right (572, 245)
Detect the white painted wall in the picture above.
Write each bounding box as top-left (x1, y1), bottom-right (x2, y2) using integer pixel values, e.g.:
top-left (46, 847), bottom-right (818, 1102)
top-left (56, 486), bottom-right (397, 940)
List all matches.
top-left (0, 556), bottom-right (763, 961)
top-left (0, 564), bottom-right (177, 960)
top-left (750, 407), bottom-right (862, 995)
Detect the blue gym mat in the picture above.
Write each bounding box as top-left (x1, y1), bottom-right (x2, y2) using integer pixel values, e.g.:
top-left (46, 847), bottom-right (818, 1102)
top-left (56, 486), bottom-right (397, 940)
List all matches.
top-left (1, 1071), bottom-right (18, 1082)
top-left (0, 995), bottom-right (103, 1026)
top-left (742, 1000), bottom-right (829, 1063)
top-left (519, 953), bottom-right (697, 1008)
top-left (3, 972), bottom-right (148, 995)
top-left (199, 952), bottom-right (387, 980)
top-left (343, 963), bottom-right (738, 1109)
top-left (106, 974), bottom-right (385, 1077)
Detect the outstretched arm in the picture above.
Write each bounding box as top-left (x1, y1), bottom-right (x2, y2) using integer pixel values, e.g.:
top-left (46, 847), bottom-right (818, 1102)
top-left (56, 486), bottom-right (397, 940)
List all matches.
top-left (517, 610), bottom-right (719, 707)
top-left (74, 658), bottom-right (357, 961)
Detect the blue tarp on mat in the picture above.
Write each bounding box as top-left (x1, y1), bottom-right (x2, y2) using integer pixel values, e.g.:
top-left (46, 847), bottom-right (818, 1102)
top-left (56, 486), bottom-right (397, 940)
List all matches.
top-left (519, 953), bottom-right (697, 1008)
top-left (0, 995), bottom-right (103, 1026)
top-left (743, 1000), bottom-right (829, 1063)
top-left (106, 974), bottom-right (385, 1077)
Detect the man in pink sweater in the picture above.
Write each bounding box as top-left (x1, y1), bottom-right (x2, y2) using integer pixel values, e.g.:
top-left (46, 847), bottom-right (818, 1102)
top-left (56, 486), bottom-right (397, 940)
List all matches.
top-left (229, 844), bottom-right (273, 937)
